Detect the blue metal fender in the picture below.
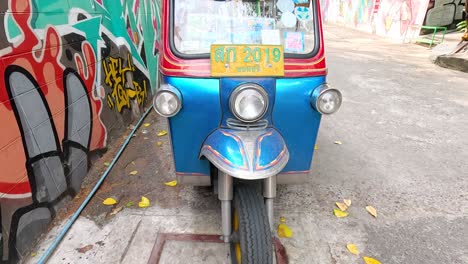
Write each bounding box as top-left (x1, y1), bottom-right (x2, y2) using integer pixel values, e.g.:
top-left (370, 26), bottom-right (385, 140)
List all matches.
top-left (200, 128), bottom-right (289, 180)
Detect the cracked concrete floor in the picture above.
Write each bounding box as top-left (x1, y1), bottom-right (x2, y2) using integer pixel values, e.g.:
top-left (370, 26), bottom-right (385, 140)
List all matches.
top-left (28, 24), bottom-right (468, 264)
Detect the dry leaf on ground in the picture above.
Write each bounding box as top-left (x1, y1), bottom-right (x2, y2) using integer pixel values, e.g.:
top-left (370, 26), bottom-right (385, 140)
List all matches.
top-left (279, 216), bottom-right (286, 223)
top-left (277, 223), bottom-right (293, 238)
top-left (157, 141), bottom-right (163, 146)
top-left (143, 123), bottom-right (151, 127)
top-left (76, 244), bottom-right (93, 253)
top-left (344, 199), bottom-right (352, 207)
top-left (31, 252), bottom-right (37, 257)
top-left (157, 130), bottom-right (168, 136)
top-left (314, 145), bottom-right (319, 150)
top-left (333, 208), bottom-right (349, 218)
top-left (164, 180), bottom-right (177, 187)
top-left (103, 197), bottom-right (117, 205)
top-left (104, 162), bottom-right (110, 167)
top-left (138, 196), bottom-right (151, 208)
top-left (366, 206), bottom-right (378, 218)
top-left (129, 170), bottom-right (138, 176)
top-left (346, 244), bottom-right (359, 255)
top-left (363, 256), bottom-right (381, 264)
top-left (110, 206), bottom-right (123, 216)
top-left (126, 201), bottom-right (134, 207)
top-left (334, 141), bottom-right (343, 145)
top-left (335, 202), bottom-right (348, 211)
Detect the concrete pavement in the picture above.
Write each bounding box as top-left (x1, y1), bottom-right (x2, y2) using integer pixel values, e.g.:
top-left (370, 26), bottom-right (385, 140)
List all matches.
top-left (28, 24), bottom-right (468, 264)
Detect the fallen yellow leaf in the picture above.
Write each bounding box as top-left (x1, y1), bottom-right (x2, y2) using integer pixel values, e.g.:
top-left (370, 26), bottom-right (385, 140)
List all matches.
top-left (157, 130), bottom-right (168, 137)
top-left (314, 145), bottom-right (319, 150)
top-left (334, 141), bottom-right (343, 145)
top-left (366, 206), bottom-right (377, 218)
top-left (157, 141), bottom-right (163, 146)
top-left (103, 198), bottom-right (117, 206)
top-left (129, 170), bottom-right (138, 176)
top-left (143, 123), bottom-right (151, 127)
top-left (336, 202), bottom-right (348, 211)
top-left (279, 216), bottom-right (286, 223)
top-left (363, 256), bottom-right (381, 264)
top-left (126, 201), bottom-right (134, 207)
top-left (344, 199), bottom-right (352, 207)
top-left (138, 196), bottom-right (151, 208)
top-left (104, 162), bottom-right (110, 167)
top-left (277, 223), bottom-right (293, 238)
top-left (31, 252), bottom-right (37, 257)
top-left (333, 208), bottom-right (349, 218)
top-left (164, 180), bottom-right (177, 187)
top-left (346, 244), bottom-right (359, 255)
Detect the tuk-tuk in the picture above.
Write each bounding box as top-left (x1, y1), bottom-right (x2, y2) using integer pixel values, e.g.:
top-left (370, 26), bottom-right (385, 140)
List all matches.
top-left (153, 0), bottom-right (342, 262)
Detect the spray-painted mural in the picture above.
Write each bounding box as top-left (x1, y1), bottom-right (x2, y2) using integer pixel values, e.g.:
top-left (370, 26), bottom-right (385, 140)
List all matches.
top-left (424, 0), bottom-right (466, 27)
top-left (0, 0), bottom-right (160, 262)
top-left (321, 0), bottom-right (430, 40)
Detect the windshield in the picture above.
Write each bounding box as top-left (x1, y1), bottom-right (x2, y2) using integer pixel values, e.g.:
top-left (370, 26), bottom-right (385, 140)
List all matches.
top-left (173, 0), bottom-right (316, 56)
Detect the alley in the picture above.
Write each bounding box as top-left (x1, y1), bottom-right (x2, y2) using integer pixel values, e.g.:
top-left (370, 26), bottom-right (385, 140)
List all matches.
top-left (29, 24), bottom-right (468, 264)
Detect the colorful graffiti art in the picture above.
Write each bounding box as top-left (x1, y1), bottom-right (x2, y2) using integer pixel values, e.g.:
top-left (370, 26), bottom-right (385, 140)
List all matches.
top-left (0, 0), bottom-right (159, 261)
top-left (425, 0), bottom-right (467, 27)
top-left (103, 53), bottom-right (148, 112)
top-left (321, 0), bottom-right (430, 39)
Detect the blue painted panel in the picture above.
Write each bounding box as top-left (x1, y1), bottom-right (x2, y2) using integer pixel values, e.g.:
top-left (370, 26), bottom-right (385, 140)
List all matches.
top-left (274, 77), bottom-right (326, 172)
top-left (203, 129), bottom-right (247, 170)
top-left (256, 130), bottom-right (285, 169)
top-left (220, 78), bottom-right (275, 127)
top-left (164, 77), bottom-right (221, 176)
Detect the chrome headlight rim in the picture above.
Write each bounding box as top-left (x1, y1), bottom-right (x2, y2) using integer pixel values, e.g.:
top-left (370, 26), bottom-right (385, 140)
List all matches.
top-left (229, 83), bottom-right (269, 123)
top-left (311, 84), bottom-right (342, 115)
top-left (152, 84), bottom-right (182, 117)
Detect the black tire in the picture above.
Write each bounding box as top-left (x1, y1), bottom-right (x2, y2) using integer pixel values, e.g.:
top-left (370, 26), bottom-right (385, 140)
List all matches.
top-left (232, 185), bottom-right (273, 264)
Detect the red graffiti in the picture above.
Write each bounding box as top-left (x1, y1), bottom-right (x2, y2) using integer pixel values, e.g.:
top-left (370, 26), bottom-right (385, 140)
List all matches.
top-left (0, 0), bottom-right (106, 196)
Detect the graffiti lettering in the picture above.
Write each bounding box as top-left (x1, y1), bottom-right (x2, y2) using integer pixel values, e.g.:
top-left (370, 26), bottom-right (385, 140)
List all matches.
top-left (103, 53), bottom-right (148, 112)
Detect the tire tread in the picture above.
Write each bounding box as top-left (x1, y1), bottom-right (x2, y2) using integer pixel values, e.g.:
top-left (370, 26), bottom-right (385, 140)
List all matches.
top-left (234, 185), bottom-right (273, 264)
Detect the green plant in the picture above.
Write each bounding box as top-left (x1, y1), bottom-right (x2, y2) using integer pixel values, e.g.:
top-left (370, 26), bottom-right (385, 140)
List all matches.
top-left (457, 20), bottom-right (467, 32)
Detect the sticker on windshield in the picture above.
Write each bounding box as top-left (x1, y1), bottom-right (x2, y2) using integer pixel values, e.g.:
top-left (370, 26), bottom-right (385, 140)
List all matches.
top-left (284, 32), bottom-right (305, 53)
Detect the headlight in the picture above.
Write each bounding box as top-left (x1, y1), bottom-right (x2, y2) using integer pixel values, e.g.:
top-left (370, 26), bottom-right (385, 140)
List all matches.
top-left (311, 84), bottom-right (342, 115)
top-left (153, 84), bottom-right (182, 117)
top-left (229, 84), bottom-right (268, 123)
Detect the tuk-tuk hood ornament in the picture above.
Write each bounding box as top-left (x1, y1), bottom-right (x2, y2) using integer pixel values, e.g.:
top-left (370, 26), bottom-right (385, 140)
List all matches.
top-left (200, 128), bottom-right (289, 180)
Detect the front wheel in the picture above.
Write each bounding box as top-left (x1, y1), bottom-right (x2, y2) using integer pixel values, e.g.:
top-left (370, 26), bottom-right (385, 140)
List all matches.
top-left (231, 185), bottom-right (273, 264)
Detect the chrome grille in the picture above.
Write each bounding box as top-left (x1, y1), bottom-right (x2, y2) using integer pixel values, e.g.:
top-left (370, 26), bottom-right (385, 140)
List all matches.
top-left (226, 118), bottom-right (268, 131)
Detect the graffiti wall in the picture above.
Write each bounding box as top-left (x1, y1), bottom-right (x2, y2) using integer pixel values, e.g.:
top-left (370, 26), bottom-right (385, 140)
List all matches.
top-left (0, 0), bottom-right (160, 261)
top-left (424, 0), bottom-right (466, 27)
top-left (321, 0), bottom-right (430, 40)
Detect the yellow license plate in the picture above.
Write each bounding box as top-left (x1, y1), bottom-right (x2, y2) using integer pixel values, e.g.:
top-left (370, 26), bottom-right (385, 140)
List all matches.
top-left (210, 45), bottom-right (284, 77)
